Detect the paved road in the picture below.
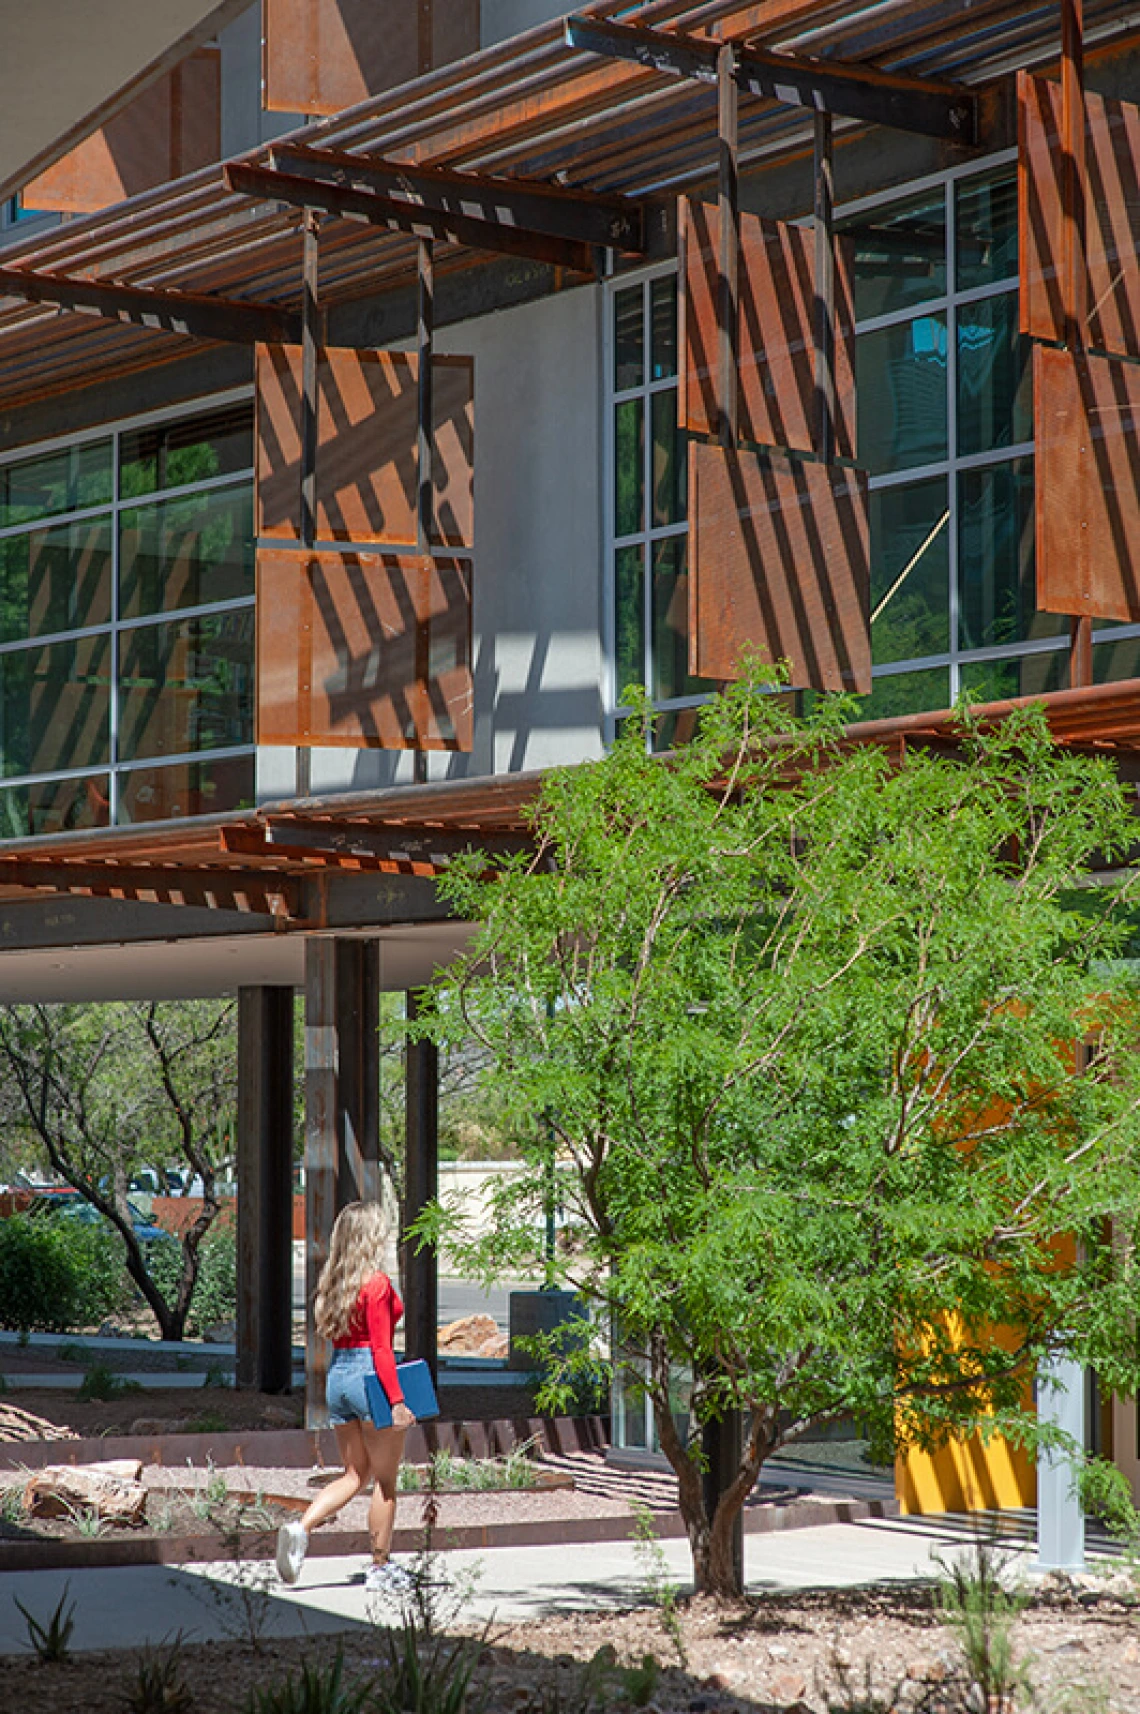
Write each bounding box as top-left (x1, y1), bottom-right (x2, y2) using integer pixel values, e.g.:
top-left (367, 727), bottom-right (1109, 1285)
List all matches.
top-left (291, 1244), bottom-right (531, 1327)
top-left (0, 1516), bottom-right (1071, 1656)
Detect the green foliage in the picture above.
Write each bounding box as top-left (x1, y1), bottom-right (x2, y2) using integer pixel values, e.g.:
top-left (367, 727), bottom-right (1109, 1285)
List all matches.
top-left (245, 1651), bottom-right (370, 1714)
top-left (0, 1212), bottom-right (124, 1332)
top-left (123, 1635), bottom-right (195, 1714)
top-left (415, 674), bottom-right (1140, 1594)
top-left (629, 1500), bottom-right (686, 1668)
top-left (146, 1227), bottom-right (236, 1338)
top-left (370, 1620), bottom-right (487, 1714)
top-left (1080, 1455), bottom-right (1140, 1549)
top-left (14, 1582), bottom-right (76, 1662)
top-left (397, 1446), bottom-right (540, 1493)
top-left (77, 1359), bottom-right (141, 1401)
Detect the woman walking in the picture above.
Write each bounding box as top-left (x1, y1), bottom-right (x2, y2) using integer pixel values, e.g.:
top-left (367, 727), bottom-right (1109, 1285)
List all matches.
top-left (276, 1200), bottom-right (414, 1591)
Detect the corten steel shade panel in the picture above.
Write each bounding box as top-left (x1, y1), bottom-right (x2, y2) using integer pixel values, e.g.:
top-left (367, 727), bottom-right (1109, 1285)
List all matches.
top-left (1035, 343), bottom-right (1140, 623)
top-left (263, 0), bottom-right (479, 116)
top-left (256, 344), bottom-right (474, 549)
top-left (1020, 73), bottom-right (1140, 360)
top-left (679, 197), bottom-right (856, 458)
top-left (257, 545), bottom-right (473, 750)
top-left (688, 440), bottom-right (871, 692)
top-left (24, 50), bottom-right (222, 216)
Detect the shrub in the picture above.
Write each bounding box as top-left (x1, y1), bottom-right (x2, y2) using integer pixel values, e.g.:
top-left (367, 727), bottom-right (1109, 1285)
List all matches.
top-left (146, 1224), bottom-right (236, 1338)
top-left (0, 1211), bottom-right (125, 1332)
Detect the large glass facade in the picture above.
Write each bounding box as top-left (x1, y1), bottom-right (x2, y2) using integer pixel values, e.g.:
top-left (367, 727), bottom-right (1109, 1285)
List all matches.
top-left (607, 153), bottom-right (1140, 730)
top-left (0, 398), bottom-right (255, 838)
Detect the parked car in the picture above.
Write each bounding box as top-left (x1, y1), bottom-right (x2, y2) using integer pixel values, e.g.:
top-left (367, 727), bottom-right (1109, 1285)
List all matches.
top-left (29, 1189), bottom-right (166, 1245)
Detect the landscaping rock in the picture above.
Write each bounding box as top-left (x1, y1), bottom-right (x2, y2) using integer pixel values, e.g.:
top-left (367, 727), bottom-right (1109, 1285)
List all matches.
top-left (438, 1313), bottom-right (509, 1358)
top-left (24, 1459), bottom-right (148, 1525)
top-left (0, 1403), bottom-right (79, 1442)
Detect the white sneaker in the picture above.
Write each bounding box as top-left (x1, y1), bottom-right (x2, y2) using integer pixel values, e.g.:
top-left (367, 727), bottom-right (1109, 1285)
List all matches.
top-left (276, 1521), bottom-right (308, 1584)
top-left (364, 1559), bottom-right (411, 1594)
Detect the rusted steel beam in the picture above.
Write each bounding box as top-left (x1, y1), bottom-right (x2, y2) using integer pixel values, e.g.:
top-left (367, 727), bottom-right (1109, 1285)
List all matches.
top-left (717, 43), bottom-right (739, 452)
top-left (241, 818), bottom-right (534, 865)
top-left (267, 141), bottom-right (647, 252)
top-left (0, 265), bottom-right (300, 345)
top-left (564, 15), bottom-right (979, 145)
top-left (225, 162), bottom-right (595, 272)
top-left (0, 859), bottom-right (298, 915)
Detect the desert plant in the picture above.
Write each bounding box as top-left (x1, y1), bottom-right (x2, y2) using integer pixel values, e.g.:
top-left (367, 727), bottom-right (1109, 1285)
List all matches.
top-left (78, 1359), bottom-right (140, 1400)
top-left (936, 1534), bottom-right (1031, 1712)
top-left (124, 1634), bottom-right (195, 1714)
top-left (13, 1582), bottom-right (76, 1662)
top-left (245, 1650), bottom-right (369, 1714)
top-left (370, 1618), bottom-right (488, 1714)
top-left (629, 1499), bottom-right (687, 1669)
top-left (0, 1212), bottom-right (124, 1333)
top-left (146, 1223), bottom-right (236, 1340)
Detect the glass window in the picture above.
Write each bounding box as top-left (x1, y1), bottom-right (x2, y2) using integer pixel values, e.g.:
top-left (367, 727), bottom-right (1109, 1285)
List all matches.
top-left (614, 399), bottom-right (644, 537)
top-left (848, 187), bottom-right (947, 321)
top-left (1094, 633), bottom-right (1140, 684)
top-left (0, 775), bottom-right (110, 839)
top-left (651, 537), bottom-right (716, 702)
top-left (870, 478), bottom-right (950, 664)
top-left (614, 286), bottom-right (644, 391)
top-left (615, 543), bottom-right (644, 700)
top-left (117, 611), bottom-right (254, 763)
top-left (650, 276), bottom-right (678, 380)
top-left (956, 172), bottom-right (1018, 291)
top-left (119, 484), bottom-right (254, 619)
top-left (857, 316), bottom-right (948, 476)
top-left (0, 518), bottom-right (112, 642)
top-left (959, 650), bottom-right (1068, 701)
top-left (957, 294), bottom-right (1031, 457)
top-left (0, 636), bottom-right (111, 779)
top-left (119, 404), bottom-right (253, 499)
top-left (854, 666), bottom-right (950, 719)
top-left (0, 439), bottom-right (112, 529)
top-left (958, 458), bottom-right (1062, 650)
top-left (651, 390), bottom-right (685, 527)
top-left (117, 753), bottom-right (256, 823)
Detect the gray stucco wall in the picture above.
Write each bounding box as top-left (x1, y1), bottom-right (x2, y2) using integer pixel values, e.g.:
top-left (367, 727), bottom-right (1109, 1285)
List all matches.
top-left (256, 278), bottom-right (608, 801)
top-left (481, 1), bottom-right (567, 48)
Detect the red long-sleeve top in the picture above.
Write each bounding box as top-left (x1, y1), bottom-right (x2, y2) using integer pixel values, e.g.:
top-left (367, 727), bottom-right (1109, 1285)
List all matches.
top-left (333, 1272), bottom-right (404, 1406)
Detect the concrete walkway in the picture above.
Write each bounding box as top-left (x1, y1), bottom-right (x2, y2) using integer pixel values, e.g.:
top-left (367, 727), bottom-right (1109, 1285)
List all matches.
top-left (0, 1514), bottom-right (1063, 1657)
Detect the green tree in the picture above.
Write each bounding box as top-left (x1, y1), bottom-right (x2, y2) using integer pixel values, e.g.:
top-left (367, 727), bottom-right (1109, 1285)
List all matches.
top-left (414, 676), bottom-right (1140, 1597)
top-left (0, 999), bottom-right (238, 1340)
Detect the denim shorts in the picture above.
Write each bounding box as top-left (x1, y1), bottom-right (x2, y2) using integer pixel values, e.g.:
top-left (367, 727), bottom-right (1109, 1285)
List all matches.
top-left (325, 1347), bottom-right (376, 1426)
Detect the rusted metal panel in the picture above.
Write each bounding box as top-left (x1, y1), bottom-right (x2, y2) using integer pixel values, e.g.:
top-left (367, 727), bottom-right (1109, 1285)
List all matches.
top-left (264, 0), bottom-right (479, 117)
top-left (256, 344), bottom-right (473, 549)
top-left (257, 545), bottom-right (473, 750)
top-left (24, 50), bottom-right (221, 214)
top-left (679, 197), bottom-right (855, 459)
top-left (1035, 343), bottom-right (1140, 621)
top-left (688, 439), bottom-right (870, 692)
top-left (1019, 72), bottom-right (1140, 359)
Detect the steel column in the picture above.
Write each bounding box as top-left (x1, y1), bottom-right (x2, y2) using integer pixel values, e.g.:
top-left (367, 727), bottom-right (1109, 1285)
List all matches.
top-left (701, 1407), bottom-right (744, 1591)
top-left (236, 986), bottom-right (296, 1394)
top-left (303, 937), bottom-right (381, 1427)
top-left (1061, 0), bottom-right (1094, 688)
top-left (716, 43), bottom-right (738, 452)
top-left (1035, 1354), bottom-right (1087, 1570)
top-left (403, 988), bottom-right (439, 1381)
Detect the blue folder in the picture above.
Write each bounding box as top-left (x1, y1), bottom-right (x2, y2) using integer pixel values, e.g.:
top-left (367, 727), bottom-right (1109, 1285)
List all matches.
top-left (365, 1359), bottom-right (440, 1428)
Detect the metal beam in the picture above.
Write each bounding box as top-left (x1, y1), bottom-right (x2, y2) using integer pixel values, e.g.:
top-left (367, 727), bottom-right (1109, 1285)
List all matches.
top-left (225, 162), bottom-right (596, 273)
top-left (267, 141), bottom-right (646, 253)
top-left (564, 15), bottom-right (979, 145)
top-left (221, 819), bottom-right (534, 867)
top-left (0, 265), bottom-right (301, 345)
top-left (0, 859), bottom-right (298, 915)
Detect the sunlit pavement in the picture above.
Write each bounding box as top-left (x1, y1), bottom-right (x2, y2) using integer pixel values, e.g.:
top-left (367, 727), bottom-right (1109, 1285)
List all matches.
top-left (0, 1514), bottom-right (1077, 1656)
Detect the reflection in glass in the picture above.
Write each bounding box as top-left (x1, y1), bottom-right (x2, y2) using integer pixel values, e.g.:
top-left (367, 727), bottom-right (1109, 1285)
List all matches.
top-left (0, 518), bottom-right (112, 642)
top-left (847, 187), bottom-right (946, 321)
top-left (651, 389), bottom-right (685, 527)
top-left (651, 703), bottom-right (705, 754)
top-left (650, 276), bottom-right (678, 380)
top-left (0, 636), bottom-right (111, 780)
top-left (959, 649), bottom-right (1068, 701)
top-left (0, 439), bottom-right (112, 530)
top-left (614, 399), bottom-right (645, 537)
top-left (615, 544), bottom-right (644, 701)
top-left (614, 286), bottom-right (644, 391)
top-left (1094, 634), bottom-right (1140, 684)
top-left (119, 484), bottom-right (253, 619)
top-left (119, 404), bottom-right (253, 500)
top-left (854, 666), bottom-right (950, 720)
top-left (957, 294), bottom-right (1031, 457)
top-left (0, 775), bottom-right (110, 839)
top-left (958, 458), bottom-right (1060, 649)
top-left (652, 537), bottom-right (716, 702)
top-left (117, 753), bottom-right (255, 824)
top-left (117, 611), bottom-right (254, 763)
top-left (956, 173), bottom-right (1018, 290)
top-left (857, 316), bottom-right (947, 476)
top-left (870, 478), bottom-right (949, 664)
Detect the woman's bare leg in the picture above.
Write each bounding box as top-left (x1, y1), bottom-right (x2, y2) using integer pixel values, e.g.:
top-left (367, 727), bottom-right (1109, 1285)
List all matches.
top-left (299, 1422), bottom-right (367, 1533)
top-left (361, 1421), bottom-right (407, 1563)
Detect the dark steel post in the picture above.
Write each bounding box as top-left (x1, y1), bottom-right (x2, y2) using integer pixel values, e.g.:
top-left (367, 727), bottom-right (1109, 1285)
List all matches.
top-left (702, 1405), bottom-right (744, 1591)
top-left (717, 43), bottom-right (739, 452)
top-left (813, 110), bottom-right (836, 466)
top-left (236, 986), bottom-right (295, 1394)
top-left (403, 989), bottom-right (439, 1381)
top-left (297, 209), bottom-right (320, 795)
top-left (1061, 0), bottom-right (1093, 688)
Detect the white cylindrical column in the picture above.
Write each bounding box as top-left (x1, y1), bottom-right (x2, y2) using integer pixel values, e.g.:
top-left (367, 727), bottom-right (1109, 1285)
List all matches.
top-left (1035, 1355), bottom-right (1086, 1571)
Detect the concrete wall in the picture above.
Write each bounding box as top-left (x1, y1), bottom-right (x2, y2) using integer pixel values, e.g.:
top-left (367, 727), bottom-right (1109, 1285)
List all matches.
top-left (257, 279), bottom-right (608, 800)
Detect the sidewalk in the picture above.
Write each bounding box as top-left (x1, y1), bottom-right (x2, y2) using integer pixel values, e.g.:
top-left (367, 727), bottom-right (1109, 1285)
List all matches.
top-left (0, 1513), bottom-right (1049, 1656)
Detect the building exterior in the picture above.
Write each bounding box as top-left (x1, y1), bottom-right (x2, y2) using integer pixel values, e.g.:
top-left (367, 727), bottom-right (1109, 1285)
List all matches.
top-left (0, 0), bottom-right (1136, 1530)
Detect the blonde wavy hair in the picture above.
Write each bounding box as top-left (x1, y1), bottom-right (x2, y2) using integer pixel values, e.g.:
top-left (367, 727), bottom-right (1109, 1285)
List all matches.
top-left (313, 1201), bottom-right (391, 1341)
